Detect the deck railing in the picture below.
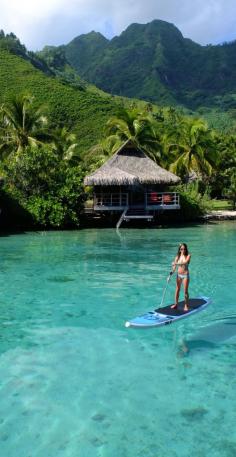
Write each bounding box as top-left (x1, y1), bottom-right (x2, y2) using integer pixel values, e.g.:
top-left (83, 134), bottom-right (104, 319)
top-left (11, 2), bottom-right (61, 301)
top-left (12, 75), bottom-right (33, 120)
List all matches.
top-left (93, 192), bottom-right (180, 210)
top-left (146, 192), bottom-right (180, 208)
top-left (94, 193), bottom-right (129, 208)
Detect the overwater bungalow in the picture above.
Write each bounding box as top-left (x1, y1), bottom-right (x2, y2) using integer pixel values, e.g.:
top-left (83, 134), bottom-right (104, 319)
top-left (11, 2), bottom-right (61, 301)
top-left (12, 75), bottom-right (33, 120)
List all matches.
top-left (84, 140), bottom-right (181, 227)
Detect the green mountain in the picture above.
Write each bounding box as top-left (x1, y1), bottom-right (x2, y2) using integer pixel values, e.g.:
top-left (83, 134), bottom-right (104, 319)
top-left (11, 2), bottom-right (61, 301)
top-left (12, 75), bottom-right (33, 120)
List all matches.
top-left (39, 20), bottom-right (236, 112)
top-left (0, 32), bottom-right (130, 153)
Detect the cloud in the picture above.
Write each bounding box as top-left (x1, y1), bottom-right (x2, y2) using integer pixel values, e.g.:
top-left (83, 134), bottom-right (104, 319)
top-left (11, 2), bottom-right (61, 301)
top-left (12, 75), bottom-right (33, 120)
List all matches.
top-left (0, 0), bottom-right (236, 50)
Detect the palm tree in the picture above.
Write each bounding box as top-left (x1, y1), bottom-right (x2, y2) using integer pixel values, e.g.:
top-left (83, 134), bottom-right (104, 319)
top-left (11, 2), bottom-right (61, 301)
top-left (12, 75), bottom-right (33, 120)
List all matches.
top-left (51, 126), bottom-right (78, 161)
top-left (0, 94), bottom-right (51, 158)
top-left (168, 118), bottom-right (218, 179)
top-left (226, 172), bottom-right (236, 209)
top-left (84, 135), bottom-right (119, 170)
top-left (105, 107), bottom-right (162, 161)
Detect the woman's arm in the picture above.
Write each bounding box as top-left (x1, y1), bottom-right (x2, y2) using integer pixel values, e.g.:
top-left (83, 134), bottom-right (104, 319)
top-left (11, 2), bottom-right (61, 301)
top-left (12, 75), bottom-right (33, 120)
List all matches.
top-left (171, 253), bottom-right (191, 271)
top-left (171, 256), bottom-right (178, 272)
top-left (177, 254), bottom-right (191, 266)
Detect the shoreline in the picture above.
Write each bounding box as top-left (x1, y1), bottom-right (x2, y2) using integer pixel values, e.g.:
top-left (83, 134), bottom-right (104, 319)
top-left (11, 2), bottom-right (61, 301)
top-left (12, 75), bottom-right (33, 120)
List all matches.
top-left (203, 210), bottom-right (236, 220)
top-left (0, 210), bottom-right (235, 233)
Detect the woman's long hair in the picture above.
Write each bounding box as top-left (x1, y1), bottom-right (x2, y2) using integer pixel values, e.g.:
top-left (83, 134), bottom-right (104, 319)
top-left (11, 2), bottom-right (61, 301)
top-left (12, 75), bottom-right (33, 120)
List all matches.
top-left (177, 243), bottom-right (189, 259)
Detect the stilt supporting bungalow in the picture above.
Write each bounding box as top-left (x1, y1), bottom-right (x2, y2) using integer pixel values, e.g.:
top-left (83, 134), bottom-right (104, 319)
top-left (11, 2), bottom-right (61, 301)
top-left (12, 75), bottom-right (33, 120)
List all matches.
top-left (84, 140), bottom-right (181, 228)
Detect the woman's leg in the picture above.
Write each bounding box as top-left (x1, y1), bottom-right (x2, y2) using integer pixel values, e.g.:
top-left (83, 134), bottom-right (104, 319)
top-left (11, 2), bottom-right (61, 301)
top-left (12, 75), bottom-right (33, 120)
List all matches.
top-left (183, 277), bottom-right (190, 311)
top-left (171, 276), bottom-right (181, 308)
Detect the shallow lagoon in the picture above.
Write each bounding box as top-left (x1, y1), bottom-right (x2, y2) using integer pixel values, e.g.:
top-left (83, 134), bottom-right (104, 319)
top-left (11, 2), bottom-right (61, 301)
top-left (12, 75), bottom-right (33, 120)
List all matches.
top-left (0, 223), bottom-right (236, 457)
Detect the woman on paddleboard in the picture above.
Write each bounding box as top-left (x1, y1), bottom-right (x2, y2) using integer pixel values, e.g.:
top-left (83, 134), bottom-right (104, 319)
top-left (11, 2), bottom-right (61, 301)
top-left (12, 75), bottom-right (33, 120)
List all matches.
top-left (171, 243), bottom-right (191, 312)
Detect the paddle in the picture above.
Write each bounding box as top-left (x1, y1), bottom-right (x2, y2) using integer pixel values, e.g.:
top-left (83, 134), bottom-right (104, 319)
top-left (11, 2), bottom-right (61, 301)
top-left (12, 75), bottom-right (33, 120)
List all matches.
top-left (159, 270), bottom-right (174, 308)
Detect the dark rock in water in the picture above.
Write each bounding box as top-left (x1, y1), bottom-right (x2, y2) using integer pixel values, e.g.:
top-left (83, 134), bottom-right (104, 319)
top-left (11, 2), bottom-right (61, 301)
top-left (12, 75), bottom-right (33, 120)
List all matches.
top-left (181, 407), bottom-right (208, 421)
top-left (47, 276), bottom-right (75, 283)
top-left (58, 442), bottom-right (69, 451)
top-left (0, 433), bottom-right (9, 441)
top-left (151, 343), bottom-right (159, 348)
top-left (91, 413), bottom-right (106, 422)
top-left (79, 310), bottom-right (87, 317)
top-left (89, 436), bottom-right (105, 447)
top-left (216, 439), bottom-right (236, 457)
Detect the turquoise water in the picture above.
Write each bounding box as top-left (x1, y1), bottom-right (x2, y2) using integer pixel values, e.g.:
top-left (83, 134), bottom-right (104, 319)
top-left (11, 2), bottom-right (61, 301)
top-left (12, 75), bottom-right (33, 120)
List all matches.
top-left (0, 223), bottom-right (236, 457)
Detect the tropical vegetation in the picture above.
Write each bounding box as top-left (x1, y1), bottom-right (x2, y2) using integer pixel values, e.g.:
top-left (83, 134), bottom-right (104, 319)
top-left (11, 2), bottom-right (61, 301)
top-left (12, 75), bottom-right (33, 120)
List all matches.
top-left (86, 105), bottom-right (236, 215)
top-left (0, 28), bottom-right (236, 228)
top-left (3, 145), bottom-right (85, 227)
top-left (0, 94), bottom-right (51, 157)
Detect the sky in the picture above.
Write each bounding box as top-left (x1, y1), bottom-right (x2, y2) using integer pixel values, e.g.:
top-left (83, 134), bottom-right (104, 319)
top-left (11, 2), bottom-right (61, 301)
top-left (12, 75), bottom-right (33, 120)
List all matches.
top-left (0, 0), bottom-right (236, 51)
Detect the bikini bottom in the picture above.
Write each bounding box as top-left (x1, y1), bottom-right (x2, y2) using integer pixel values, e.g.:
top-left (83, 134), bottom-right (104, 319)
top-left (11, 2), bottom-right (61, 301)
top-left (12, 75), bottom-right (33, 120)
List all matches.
top-left (177, 273), bottom-right (189, 280)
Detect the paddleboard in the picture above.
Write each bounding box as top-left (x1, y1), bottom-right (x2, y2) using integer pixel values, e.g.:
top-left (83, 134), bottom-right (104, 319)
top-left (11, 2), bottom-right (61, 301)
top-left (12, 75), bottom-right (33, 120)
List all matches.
top-left (125, 296), bottom-right (211, 328)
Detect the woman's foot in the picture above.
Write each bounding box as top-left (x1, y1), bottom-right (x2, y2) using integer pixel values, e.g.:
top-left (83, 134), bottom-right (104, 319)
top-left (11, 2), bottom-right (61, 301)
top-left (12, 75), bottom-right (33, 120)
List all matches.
top-left (171, 304), bottom-right (178, 309)
top-left (183, 306), bottom-right (189, 312)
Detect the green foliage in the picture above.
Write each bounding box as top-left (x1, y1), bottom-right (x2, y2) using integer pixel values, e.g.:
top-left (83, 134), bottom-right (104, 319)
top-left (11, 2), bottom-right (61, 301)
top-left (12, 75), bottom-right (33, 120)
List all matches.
top-left (92, 107), bottom-right (220, 177)
top-left (104, 107), bottom-right (162, 160)
top-left (50, 126), bottom-right (79, 161)
top-left (223, 172), bottom-right (236, 209)
top-left (3, 145), bottom-right (86, 227)
top-left (0, 48), bottom-right (126, 153)
top-left (176, 183), bottom-right (213, 220)
top-left (63, 31), bottom-right (108, 76)
top-left (0, 31), bottom-right (27, 58)
top-left (0, 30), bottom-right (53, 75)
top-left (0, 94), bottom-right (51, 157)
top-left (37, 46), bottom-right (67, 70)
top-left (211, 199), bottom-right (233, 210)
top-left (36, 45), bottom-right (88, 91)
top-left (168, 117), bottom-right (218, 179)
top-left (208, 135), bottom-right (236, 197)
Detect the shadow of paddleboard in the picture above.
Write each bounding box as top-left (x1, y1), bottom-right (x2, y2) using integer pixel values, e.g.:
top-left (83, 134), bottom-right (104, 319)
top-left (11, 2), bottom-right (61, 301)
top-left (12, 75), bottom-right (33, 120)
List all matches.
top-left (178, 317), bottom-right (236, 356)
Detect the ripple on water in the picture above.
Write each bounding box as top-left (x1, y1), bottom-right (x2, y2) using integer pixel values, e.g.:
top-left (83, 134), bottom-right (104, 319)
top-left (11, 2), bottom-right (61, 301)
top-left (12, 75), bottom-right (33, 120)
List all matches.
top-left (0, 225), bottom-right (235, 456)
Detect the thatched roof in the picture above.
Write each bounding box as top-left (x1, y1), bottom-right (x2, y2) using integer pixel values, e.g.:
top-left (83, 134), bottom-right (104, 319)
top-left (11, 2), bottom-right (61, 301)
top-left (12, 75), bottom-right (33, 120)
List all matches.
top-left (84, 140), bottom-right (180, 186)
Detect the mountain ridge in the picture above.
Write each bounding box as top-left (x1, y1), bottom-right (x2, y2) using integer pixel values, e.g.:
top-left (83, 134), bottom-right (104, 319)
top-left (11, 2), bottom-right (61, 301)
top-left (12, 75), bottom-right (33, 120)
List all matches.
top-left (38, 19), bottom-right (236, 111)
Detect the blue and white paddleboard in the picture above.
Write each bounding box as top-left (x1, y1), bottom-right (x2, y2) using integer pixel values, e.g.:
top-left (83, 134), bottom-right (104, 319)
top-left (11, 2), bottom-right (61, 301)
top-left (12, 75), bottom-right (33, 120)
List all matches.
top-left (125, 297), bottom-right (211, 328)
